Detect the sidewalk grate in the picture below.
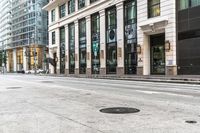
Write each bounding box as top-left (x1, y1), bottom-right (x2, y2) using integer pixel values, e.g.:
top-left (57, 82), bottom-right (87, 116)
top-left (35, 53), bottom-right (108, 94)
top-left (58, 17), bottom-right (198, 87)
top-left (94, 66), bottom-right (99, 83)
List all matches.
top-left (100, 107), bottom-right (140, 114)
top-left (185, 120), bottom-right (197, 124)
top-left (41, 81), bottom-right (54, 83)
top-left (6, 87), bottom-right (22, 90)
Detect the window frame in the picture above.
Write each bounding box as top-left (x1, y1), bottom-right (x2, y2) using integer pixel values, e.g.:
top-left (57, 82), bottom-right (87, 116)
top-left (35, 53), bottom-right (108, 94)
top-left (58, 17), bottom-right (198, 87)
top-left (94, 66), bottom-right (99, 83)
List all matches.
top-left (148, 0), bottom-right (160, 18)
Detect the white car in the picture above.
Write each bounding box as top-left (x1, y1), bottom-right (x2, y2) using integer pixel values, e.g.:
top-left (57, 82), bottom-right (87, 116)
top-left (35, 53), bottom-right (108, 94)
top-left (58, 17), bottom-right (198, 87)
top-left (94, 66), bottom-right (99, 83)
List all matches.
top-left (25, 69), bottom-right (35, 74)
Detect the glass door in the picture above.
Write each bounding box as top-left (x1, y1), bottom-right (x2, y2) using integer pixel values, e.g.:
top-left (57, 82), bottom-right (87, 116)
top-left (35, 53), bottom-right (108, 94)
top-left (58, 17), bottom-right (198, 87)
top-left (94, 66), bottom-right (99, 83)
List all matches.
top-left (150, 34), bottom-right (165, 75)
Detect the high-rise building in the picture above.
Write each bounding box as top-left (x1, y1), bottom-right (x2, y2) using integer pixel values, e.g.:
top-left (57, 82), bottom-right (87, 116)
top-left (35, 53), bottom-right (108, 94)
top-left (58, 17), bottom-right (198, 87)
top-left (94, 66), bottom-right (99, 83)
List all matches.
top-left (5, 0), bottom-right (48, 72)
top-left (0, 0), bottom-right (12, 70)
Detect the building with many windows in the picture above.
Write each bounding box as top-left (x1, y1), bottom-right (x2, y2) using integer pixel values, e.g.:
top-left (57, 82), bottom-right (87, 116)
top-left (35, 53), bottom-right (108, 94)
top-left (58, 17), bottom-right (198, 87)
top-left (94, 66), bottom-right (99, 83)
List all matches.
top-left (0, 0), bottom-right (12, 70)
top-left (5, 0), bottom-right (48, 72)
top-left (43, 0), bottom-right (200, 76)
top-left (177, 0), bottom-right (200, 75)
top-left (44, 0), bottom-right (138, 75)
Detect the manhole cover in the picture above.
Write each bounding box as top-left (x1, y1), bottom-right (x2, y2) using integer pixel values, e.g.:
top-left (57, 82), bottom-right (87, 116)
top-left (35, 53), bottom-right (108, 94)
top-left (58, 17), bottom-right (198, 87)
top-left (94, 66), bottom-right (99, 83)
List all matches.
top-left (185, 120), bottom-right (197, 124)
top-left (100, 107), bottom-right (140, 114)
top-left (41, 81), bottom-right (54, 83)
top-left (6, 87), bottom-right (22, 90)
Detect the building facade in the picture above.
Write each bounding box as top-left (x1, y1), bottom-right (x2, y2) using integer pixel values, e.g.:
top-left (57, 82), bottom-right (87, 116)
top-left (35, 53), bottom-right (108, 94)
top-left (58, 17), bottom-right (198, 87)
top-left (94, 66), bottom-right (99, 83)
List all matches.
top-left (177, 0), bottom-right (200, 75)
top-left (43, 0), bottom-right (200, 76)
top-left (44, 0), bottom-right (139, 75)
top-left (5, 0), bottom-right (48, 72)
top-left (0, 0), bottom-right (12, 70)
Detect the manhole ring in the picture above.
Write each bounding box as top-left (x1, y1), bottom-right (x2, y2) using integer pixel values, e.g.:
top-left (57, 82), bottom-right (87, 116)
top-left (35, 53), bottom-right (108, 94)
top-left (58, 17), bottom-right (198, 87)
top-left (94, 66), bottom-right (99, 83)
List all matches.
top-left (6, 87), bottom-right (22, 90)
top-left (185, 120), bottom-right (197, 124)
top-left (100, 107), bottom-right (140, 114)
top-left (41, 81), bottom-right (54, 83)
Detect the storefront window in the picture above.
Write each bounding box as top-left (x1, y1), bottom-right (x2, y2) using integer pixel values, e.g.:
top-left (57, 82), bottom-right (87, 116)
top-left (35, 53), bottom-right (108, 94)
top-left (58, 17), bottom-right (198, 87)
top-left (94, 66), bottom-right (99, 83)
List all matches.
top-left (106, 7), bottom-right (117, 74)
top-left (60, 27), bottom-right (65, 74)
top-left (79, 18), bottom-right (87, 74)
top-left (124, 0), bottom-right (137, 74)
top-left (69, 23), bottom-right (75, 74)
top-left (91, 13), bottom-right (100, 74)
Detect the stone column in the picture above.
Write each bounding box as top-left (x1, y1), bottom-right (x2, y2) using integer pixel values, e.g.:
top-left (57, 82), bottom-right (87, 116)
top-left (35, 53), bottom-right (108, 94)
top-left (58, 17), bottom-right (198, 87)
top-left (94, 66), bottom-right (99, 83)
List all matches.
top-left (65, 24), bottom-right (69, 75)
top-left (86, 16), bottom-right (92, 76)
top-left (116, 2), bottom-right (125, 76)
top-left (49, 49), bottom-right (54, 74)
top-left (75, 0), bottom-right (78, 12)
top-left (23, 47), bottom-right (27, 71)
top-left (13, 49), bottom-right (17, 72)
top-left (99, 10), bottom-right (106, 75)
top-left (74, 20), bottom-right (79, 75)
top-left (85, 0), bottom-right (90, 6)
top-left (6, 51), bottom-right (9, 72)
top-left (56, 28), bottom-right (60, 74)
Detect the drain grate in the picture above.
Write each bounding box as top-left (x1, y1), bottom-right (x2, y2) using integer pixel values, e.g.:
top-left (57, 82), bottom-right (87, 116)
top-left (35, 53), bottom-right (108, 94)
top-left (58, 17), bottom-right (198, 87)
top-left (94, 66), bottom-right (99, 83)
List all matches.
top-left (185, 120), bottom-right (197, 124)
top-left (100, 107), bottom-right (140, 114)
top-left (7, 87), bottom-right (22, 90)
top-left (41, 81), bottom-right (54, 83)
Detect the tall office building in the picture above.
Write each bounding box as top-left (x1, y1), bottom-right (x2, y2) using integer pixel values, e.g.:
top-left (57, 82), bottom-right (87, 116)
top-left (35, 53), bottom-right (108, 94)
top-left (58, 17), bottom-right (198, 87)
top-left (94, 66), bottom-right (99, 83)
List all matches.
top-left (5, 0), bottom-right (48, 72)
top-left (0, 0), bottom-right (12, 69)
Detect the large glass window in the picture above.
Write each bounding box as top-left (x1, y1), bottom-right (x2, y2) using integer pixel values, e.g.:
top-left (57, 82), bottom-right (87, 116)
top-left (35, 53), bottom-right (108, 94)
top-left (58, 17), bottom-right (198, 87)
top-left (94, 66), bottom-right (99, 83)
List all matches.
top-left (148, 0), bottom-right (160, 18)
top-left (69, 23), bottom-right (75, 74)
top-left (78, 0), bottom-right (85, 9)
top-left (51, 9), bottom-right (55, 22)
top-left (179, 0), bottom-right (189, 10)
top-left (91, 13), bottom-right (100, 74)
top-left (60, 27), bottom-right (65, 74)
top-left (191, 0), bottom-right (200, 7)
top-left (179, 0), bottom-right (200, 10)
top-left (79, 18), bottom-right (87, 74)
top-left (90, 0), bottom-right (98, 4)
top-left (59, 4), bottom-right (66, 18)
top-left (124, 0), bottom-right (137, 74)
top-left (68, 0), bottom-right (75, 14)
top-left (106, 7), bottom-right (117, 74)
top-left (52, 31), bottom-right (55, 44)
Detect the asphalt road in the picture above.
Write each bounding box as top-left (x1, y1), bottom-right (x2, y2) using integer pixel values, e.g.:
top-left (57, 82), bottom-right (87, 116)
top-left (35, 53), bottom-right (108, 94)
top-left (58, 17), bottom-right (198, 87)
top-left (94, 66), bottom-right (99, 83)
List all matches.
top-left (0, 74), bottom-right (200, 133)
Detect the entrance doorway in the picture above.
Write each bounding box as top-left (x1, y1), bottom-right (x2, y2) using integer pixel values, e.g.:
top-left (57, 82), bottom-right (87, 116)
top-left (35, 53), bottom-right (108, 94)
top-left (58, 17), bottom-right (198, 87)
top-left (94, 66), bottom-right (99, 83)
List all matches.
top-left (150, 34), bottom-right (165, 75)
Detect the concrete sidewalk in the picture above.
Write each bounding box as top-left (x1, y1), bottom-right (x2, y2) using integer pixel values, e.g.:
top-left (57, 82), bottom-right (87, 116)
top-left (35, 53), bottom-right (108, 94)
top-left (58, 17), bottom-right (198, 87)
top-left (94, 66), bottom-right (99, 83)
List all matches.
top-left (39, 74), bottom-right (200, 85)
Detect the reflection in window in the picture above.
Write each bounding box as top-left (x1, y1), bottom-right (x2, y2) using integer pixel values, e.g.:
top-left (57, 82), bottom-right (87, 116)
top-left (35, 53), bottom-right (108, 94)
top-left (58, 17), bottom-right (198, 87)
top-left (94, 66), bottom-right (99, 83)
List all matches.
top-left (68, 0), bottom-right (75, 14)
top-left (79, 18), bottom-right (87, 74)
top-left (60, 27), bottom-right (65, 74)
top-left (106, 7), bottom-right (117, 74)
top-left (91, 13), bottom-right (100, 74)
top-left (148, 0), bottom-right (160, 18)
top-left (69, 23), bottom-right (75, 74)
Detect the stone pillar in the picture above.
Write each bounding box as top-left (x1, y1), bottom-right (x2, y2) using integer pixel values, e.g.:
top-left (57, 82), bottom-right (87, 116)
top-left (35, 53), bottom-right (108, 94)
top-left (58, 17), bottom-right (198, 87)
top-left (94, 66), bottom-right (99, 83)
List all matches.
top-left (86, 16), bottom-right (92, 76)
top-left (56, 28), bottom-right (60, 74)
top-left (75, 0), bottom-right (78, 12)
top-left (116, 2), bottom-right (125, 76)
top-left (65, 24), bottom-right (69, 75)
top-left (6, 51), bottom-right (9, 72)
top-left (48, 49), bottom-right (54, 74)
top-left (13, 49), bottom-right (17, 72)
top-left (74, 20), bottom-right (79, 75)
top-left (23, 47), bottom-right (28, 71)
top-left (85, 0), bottom-right (90, 6)
top-left (99, 10), bottom-right (106, 75)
